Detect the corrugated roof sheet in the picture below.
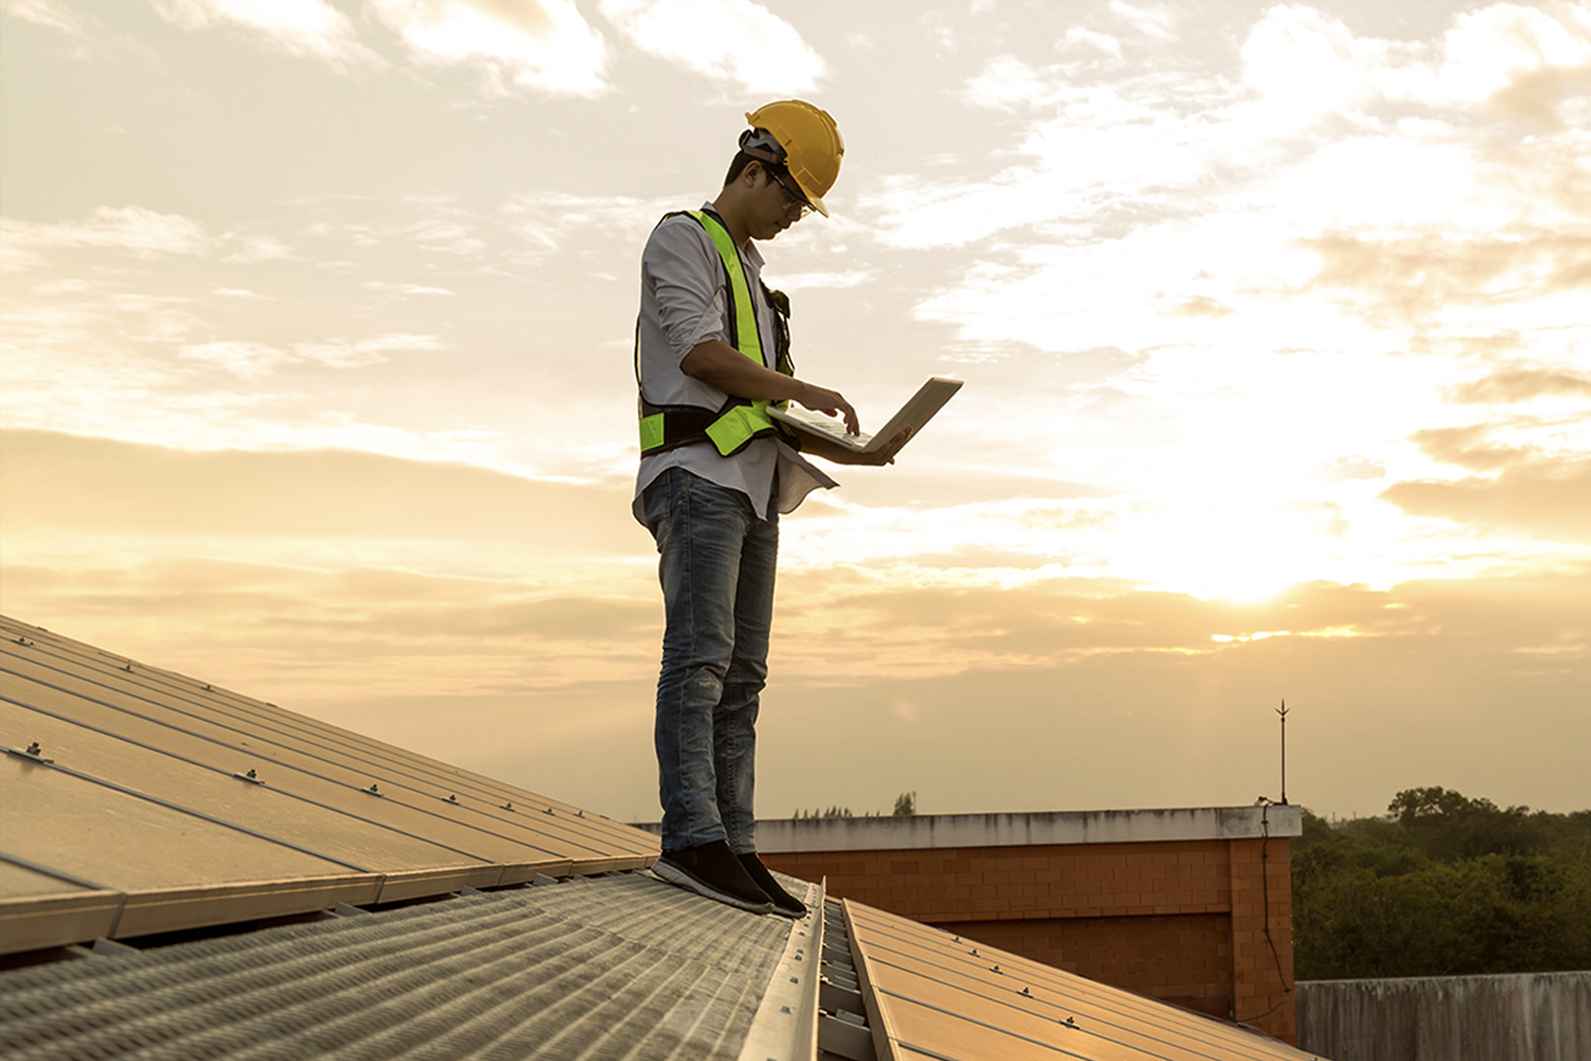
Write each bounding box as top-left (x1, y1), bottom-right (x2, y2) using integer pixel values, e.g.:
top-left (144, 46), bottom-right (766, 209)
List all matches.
top-left (1, 871), bottom-right (811, 1061)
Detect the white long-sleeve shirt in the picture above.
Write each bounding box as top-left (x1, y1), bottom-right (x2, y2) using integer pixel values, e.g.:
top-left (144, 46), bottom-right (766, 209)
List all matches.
top-left (632, 206), bottom-right (835, 523)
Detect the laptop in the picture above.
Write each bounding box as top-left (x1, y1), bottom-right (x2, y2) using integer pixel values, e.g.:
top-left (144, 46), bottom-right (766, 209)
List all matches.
top-left (768, 376), bottom-right (963, 455)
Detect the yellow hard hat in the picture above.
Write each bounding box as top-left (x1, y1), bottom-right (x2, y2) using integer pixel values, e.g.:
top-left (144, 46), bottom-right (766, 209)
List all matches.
top-left (743, 100), bottom-right (844, 217)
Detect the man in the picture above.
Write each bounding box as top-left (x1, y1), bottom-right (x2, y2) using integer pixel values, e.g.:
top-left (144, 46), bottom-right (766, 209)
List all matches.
top-left (633, 101), bottom-right (906, 916)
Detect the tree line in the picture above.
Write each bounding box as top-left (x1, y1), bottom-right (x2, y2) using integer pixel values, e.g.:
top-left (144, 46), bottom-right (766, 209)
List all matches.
top-left (1292, 787), bottom-right (1591, 980)
top-left (793, 791), bottom-right (917, 819)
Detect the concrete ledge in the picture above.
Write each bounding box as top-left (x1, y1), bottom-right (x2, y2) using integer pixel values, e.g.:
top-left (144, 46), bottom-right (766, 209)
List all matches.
top-left (634, 805), bottom-right (1302, 852)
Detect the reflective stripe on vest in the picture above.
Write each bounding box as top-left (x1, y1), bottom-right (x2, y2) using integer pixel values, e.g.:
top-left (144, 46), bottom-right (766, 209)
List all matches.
top-left (637, 210), bottom-right (791, 458)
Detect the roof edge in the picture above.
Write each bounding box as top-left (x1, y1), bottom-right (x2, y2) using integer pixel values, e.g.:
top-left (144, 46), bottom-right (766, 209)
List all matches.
top-left (725, 805), bottom-right (1304, 852)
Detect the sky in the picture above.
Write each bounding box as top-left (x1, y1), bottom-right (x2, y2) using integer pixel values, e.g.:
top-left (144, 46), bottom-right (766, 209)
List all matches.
top-left (2, 0), bottom-right (1587, 826)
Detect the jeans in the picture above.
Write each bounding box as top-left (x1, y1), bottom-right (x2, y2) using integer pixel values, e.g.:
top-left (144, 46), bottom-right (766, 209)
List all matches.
top-left (642, 467), bottom-right (778, 855)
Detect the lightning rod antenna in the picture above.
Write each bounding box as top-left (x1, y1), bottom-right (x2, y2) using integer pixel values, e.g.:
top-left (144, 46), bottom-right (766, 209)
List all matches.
top-left (1277, 699), bottom-right (1289, 805)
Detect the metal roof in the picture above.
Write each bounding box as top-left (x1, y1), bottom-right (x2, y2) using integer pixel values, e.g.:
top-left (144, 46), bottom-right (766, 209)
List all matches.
top-left (1, 614), bottom-right (657, 952)
top-left (844, 900), bottom-right (1320, 1060)
top-left (1, 614), bottom-right (1325, 1060)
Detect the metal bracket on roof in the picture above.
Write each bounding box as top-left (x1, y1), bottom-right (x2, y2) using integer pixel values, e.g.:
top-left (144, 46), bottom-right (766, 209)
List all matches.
top-left (446, 794), bottom-right (459, 804)
top-left (233, 768), bottom-right (264, 785)
top-left (816, 897), bottom-right (878, 1060)
top-left (818, 1010), bottom-right (874, 1060)
top-left (6, 742), bottom-right (55, 765)
top-left (363, 783), bottom-right (383, 797)
top-left (820, 972), bottom-right (863, 1017)
top-left (90, 937), bottom-right (140, 956)
top-left (502, 802), bottom-right (515, 811)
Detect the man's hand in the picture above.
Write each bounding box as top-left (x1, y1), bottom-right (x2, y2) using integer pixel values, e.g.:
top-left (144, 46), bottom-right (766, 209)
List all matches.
top-left (796, 383), bottom-right (859, 436)
top-left (681, 340), bottom-right (862, 436)
top-left (867, 427), bottom-right (913, 466)
top-left (682, 341), bottom-right (857, 434)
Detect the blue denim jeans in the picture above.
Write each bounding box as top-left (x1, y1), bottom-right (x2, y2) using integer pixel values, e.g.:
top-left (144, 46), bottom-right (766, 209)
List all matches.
top-left (642, 467), bottom-right (778, 855)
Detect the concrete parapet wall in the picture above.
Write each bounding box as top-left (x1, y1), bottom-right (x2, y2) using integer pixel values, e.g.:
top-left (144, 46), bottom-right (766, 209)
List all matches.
top-left (752, 805), bottom-right (1302, 852)
top-left (1296, 971), bottom-right (1591, 1061)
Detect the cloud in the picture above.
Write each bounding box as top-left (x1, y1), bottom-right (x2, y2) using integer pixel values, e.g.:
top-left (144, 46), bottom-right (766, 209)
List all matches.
top-left (1376, 413), bottom-right (1591, 543)
top-left (371, 0), bottom-right (609, 97)
top-left (1381, 459), bottom-right (1591, 543)
top-left (0, 430), bottom-right (657, 712)
top-left (4, 415), bottom-right (1586, 821)
top-left (175, 340), bottom-right (293, 380)
top-left (1, 206), bottom-right (208, 266)
top-left (0, 429), bottom-right (636, 551)
top-left (151, 0), bottom-right (384, 72)
top-left (1407, 423), bottom-right (1527, 472)
top-left (1448, 364), bottom-right (1591, 404)
top-left (1172, 295), bottom-right (1235, 319)
top-left (770, 269), bottom-right (875, 292)
top-left (906, 4), bottom-right (1591, 249)
top-left (1304, 231), bottom-right (1591, 326)
top-left (600, 0), bottom-right (826, 93)
top-left (214, 287), bottom-right (277, 301)
top-left (9, 535), bottom-right (1585, 821)
top-left (0, 558), bottom-right (660, 702)
top-left (175, 333), bottom-right (443, 379)
top-left (1440, 3), bottom-right (1591, 124)
top-left (1, 0), bottom-right (92, 38)
top-left (500, 191), bottom-right (683, 261)
top-left (876, 66), bottom-right (1229, 249)
top-left (362, 281), bottom-right (457, 299)
top-left (1063, 27), bottom-right (1123, 60)
top-left (1108, 1), bottom-right (1175, 43)
top-left (965, 56), bottom-right (1061, 111)
top-left (223, 234), bottom-right (297, 263)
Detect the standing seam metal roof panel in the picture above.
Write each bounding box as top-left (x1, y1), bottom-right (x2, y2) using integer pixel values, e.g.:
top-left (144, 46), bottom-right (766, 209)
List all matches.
top-left (0, 615), bottom-right (658, 952)
top-left (843, 899), bottom-right (1321, 1061)
top-left (2, 626), bottom-right (654, 858)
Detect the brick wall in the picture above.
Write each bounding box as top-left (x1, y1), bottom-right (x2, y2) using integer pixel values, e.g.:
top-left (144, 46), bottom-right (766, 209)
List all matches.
top-left (761, 834), bottom-right (1296, 1043)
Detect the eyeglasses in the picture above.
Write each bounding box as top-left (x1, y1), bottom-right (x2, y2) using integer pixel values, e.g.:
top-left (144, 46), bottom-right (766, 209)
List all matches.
top-left (767, 169), bottom-right (814, 219)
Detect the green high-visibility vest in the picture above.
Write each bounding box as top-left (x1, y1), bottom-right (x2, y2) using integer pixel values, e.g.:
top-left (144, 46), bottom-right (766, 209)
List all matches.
top-left (637, 210), bottom-right (794, 458)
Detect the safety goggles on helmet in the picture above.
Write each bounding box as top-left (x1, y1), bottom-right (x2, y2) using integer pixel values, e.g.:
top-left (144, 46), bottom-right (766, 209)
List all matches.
top-left (765, 166), bottom-right (815, 219)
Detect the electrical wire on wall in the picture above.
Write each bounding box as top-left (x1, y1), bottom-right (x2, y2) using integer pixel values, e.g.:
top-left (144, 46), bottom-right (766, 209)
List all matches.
top-left (1236, 701), bottom-right (1294, 1028)
top-left (1237, 798), bottom-right (1293, 1027)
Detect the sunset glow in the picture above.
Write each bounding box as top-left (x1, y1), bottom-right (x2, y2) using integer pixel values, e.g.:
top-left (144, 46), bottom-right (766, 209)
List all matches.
top-left (2, 0), bottom-right (1587, 822)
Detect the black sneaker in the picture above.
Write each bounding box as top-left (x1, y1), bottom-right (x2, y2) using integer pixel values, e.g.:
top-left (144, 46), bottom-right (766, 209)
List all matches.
top-left (738, 853), bottom-right (807, 919)
top-left (653, 840), bottom-right (774, 914)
